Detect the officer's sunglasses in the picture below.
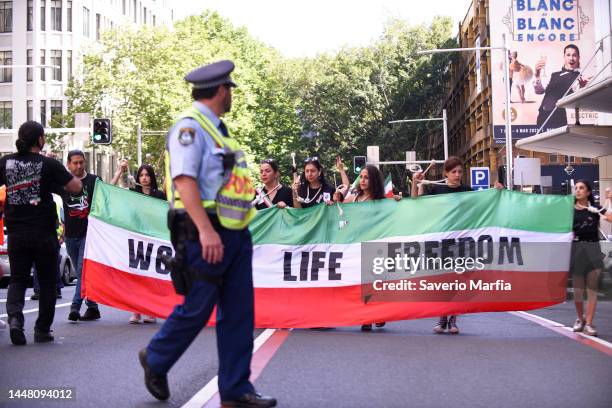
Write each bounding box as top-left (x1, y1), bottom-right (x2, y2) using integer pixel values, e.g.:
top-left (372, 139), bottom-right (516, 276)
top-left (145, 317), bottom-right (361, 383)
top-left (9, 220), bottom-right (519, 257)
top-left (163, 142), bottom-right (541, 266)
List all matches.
top-left (260, 159), bottom-right (277, 165)
top-left (304, 157), bottom-right (319, 164)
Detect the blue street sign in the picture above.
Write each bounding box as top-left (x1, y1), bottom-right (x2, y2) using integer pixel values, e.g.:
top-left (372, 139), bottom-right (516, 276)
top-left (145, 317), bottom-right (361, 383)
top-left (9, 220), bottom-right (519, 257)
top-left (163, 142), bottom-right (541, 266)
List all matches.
top-left (471, 167), bottom-right (490, 191)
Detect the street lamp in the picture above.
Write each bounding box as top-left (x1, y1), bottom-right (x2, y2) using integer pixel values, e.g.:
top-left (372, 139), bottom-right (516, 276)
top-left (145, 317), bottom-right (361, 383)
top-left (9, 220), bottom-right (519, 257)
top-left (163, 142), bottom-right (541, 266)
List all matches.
top-left (416, 34), bottom-right (513, 189)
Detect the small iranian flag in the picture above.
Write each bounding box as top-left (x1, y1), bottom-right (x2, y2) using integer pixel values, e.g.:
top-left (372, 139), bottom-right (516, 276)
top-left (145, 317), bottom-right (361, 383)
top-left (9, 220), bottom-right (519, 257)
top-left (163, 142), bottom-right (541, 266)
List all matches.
top-left (384, 175), bottom-right (393, 198)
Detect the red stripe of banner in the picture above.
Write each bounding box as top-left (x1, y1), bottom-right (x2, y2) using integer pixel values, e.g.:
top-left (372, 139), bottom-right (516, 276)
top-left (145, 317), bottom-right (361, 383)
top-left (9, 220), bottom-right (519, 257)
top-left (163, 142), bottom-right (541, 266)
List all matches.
top-left (83, 259), bottom-right (563, 328)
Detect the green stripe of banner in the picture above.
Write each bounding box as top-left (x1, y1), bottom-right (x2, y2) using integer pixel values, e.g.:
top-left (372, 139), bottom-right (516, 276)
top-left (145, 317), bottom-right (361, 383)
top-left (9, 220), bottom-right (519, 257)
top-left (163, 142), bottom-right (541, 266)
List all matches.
top-left (90, 180), bottom-right (574, 244)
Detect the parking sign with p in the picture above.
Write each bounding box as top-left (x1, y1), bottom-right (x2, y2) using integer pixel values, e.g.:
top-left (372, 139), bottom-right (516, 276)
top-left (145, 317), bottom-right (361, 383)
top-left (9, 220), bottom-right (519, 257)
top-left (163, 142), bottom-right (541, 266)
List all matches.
top-left (470, 167), bottom-right (490, 191)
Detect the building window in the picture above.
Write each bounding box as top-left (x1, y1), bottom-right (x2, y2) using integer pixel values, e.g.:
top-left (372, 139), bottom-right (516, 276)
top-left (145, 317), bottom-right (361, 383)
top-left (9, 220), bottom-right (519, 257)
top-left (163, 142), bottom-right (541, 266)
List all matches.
top-left (152, 14), bottom-right (156, 26)
top-left (82, 6), bottom-right (89, 37)
top-left (40, 0), bottom-right (46, 31)
top-left (51, 0), bottom-right (61, 31)
top-left (27, 49), bottom-right (33, 81)
top-left (40, 100), bottom-right (47, 127)
top-left (133, 0), bottom-right (137, 23)
top-left (0, 1), bottom-right (12, 33)
top-left (40, 49), bottom-right (45, 80)
top-left (27, 0), bottom-right (33, 31)
top-left (67, 1), bottom-right (72, 32)
top-left (0, 101), bottom-right (11, 128)
top-left (0, 51), bottom-right (11, 83)
top-left (582, 157), bottom-right (592, 163)
top-left (50, 100), bottom-right (62, 127)
top-left (67, 50), bottom-right (72, 80)
top-left (122, 0), bottom-right (126, 15)
top-left (143, 7), bottom-right (147, 24)
top-left (27, 100), bottom-right (33, 122)
top-left (549, 154), bottom-right (558, 163)
top-left (95, 13), bottom-right (100, 40)
top-left (567, 155), bottom-right (575, 164)
top-left (51, 49), bottom-right (61, 81)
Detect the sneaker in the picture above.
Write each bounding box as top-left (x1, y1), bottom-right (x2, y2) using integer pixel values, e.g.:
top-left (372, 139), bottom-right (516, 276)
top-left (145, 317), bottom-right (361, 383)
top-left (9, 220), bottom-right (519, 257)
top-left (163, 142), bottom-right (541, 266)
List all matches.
top-left (142, 316), bottom-right (157, 324)
top-left (129, 313), bottom-right (141, 324)
top-left (56, 289), bottom-right (62, 299)
top-left (30, 293), bottom-right (40, 301)
top-left (433, 316), bottom-right (448, 333)
top-left (572, 318), bottom-right (584, 332)
top-left (361, 324), bottom-right (372, 331)
top-left (68, 310), bottom-right (80, 322)
top-left (583, 324), bottom-right (598, 336)
top-left (80, 307), bottom-right (101, 321)
top-left (375, 322), bottom-right (386, 328)
top-left (448, 315), bottom-right (459, 334)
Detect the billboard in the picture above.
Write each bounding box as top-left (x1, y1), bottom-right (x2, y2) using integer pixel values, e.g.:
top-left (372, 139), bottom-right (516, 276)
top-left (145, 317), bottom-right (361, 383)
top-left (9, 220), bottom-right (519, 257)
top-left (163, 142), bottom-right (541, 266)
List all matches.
top-left (490, 0), bottom-right (600, 142)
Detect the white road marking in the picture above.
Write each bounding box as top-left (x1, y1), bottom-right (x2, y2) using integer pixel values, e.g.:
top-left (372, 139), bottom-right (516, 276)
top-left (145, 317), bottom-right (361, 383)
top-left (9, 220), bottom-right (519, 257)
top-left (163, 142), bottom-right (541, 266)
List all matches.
top-left (511, 311), bottom-right (612, 350)
top-left (180, 328), bottom-right (277, 408)
top-left (0, 302), bottom-right (72, 318)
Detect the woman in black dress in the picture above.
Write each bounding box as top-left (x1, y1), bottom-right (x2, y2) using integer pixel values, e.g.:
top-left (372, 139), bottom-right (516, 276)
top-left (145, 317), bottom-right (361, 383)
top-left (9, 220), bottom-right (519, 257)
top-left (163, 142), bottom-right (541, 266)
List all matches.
top-left (570, 180), bottom-right (612, 336)
top-left (412, 156), bottom-right (472, 334)
top-left (254, 159), bottom-right (293, 210)
top-left (291, 157), bottom-right (335, 209)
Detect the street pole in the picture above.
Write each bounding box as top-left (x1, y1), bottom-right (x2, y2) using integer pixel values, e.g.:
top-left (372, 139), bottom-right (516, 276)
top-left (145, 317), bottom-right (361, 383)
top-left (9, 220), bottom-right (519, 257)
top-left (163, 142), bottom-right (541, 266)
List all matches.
top-left (416, 39), bottom-right (514, 189)
top-left (502, 34), bottom-right (513, 189)
top-left (442, 109), bottom-right (448, 160)
top-left (137, 124), bottom-right (142, 166)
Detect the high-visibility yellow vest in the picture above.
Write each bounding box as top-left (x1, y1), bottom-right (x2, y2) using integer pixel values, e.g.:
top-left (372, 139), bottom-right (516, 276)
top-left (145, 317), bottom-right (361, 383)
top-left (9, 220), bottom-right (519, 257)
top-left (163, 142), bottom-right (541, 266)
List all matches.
top-left (165, 107), bottom-right (256, 230)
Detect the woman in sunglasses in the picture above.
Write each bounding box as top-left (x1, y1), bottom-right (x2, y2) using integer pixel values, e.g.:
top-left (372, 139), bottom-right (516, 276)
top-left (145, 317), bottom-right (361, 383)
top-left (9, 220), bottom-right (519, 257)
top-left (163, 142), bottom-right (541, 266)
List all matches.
top-left (292, 157), bottom-right (335, 208)
top-left (254, 159), bottom-right (293, 210)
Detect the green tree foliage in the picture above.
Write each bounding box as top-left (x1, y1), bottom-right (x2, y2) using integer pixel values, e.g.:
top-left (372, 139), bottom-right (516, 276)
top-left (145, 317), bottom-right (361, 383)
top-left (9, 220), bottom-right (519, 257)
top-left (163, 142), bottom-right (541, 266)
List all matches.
top-left (67, 13), bottom-right (454, 191)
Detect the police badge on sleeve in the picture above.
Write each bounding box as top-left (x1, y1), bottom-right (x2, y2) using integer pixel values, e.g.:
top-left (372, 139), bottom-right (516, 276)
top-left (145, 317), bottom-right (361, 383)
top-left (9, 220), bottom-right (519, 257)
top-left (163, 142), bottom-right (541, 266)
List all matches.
top-left (178, 128), bottom-right (195, 145)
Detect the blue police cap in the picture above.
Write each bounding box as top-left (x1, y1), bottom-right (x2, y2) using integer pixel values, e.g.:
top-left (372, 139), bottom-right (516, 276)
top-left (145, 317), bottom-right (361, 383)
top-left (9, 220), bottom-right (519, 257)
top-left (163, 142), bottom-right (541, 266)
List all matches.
top-left (184, 60), bottom-right (237, 89)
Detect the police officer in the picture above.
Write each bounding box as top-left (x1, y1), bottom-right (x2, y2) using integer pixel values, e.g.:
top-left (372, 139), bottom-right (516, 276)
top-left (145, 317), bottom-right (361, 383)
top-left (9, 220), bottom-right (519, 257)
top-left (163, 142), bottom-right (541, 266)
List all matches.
top-left (138, 60), bottom-right (277, 407)
top-left (0, 121), bottom-right (82, 345)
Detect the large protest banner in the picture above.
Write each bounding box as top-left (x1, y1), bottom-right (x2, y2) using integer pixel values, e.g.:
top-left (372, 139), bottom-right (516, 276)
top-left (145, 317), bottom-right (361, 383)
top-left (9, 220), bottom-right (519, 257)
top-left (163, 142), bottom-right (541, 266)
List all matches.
top-left (82, 181), bottom-right (573, 328)
top-left (489, 0), bottom-right (600, 142)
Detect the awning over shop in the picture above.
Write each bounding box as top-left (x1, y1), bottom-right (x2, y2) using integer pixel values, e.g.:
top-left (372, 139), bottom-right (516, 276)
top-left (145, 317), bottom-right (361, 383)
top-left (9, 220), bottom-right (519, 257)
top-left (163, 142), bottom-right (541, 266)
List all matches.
top-left (515, 125), bottom-right (612, 158)
top-left (556, 75), bottom-right (612, 114)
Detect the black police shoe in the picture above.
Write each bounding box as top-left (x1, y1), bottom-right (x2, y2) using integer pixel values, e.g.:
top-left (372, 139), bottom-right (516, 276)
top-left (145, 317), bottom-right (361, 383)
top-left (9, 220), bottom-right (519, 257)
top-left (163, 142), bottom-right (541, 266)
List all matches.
top-left (34, 330), bottom-right (54, 343)
top-left (138, 348), bottom-right (170, 401)
top-left (80, 307), bottom-right (101, 321)
top-left (68, 310), bottom-right (80, 322)
top-left (30, 292), bottom-right (39, 301)
top-left (221, 392), bottom-right (277, 407)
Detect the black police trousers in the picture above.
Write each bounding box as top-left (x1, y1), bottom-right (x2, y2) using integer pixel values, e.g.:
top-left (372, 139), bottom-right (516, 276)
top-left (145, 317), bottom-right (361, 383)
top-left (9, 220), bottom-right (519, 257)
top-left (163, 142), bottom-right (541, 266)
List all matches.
top-left (6, 231), bottom-right (59, 333)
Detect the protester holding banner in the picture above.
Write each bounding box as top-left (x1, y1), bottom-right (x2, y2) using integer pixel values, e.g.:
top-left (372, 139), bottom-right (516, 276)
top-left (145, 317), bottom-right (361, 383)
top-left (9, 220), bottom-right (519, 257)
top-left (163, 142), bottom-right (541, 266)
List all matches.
top-left (254, 159), bottom-right (292, 210)
top-left (412, 156), bottom-right (472, 334)
top-left (570, 180), bottom-right (612, 337)
top-left (292, 157), bottom-right (335, 208)
top-left (60, 150), bottom-right (102, 323)
top-left (113, 164), bottom-right (166, 324)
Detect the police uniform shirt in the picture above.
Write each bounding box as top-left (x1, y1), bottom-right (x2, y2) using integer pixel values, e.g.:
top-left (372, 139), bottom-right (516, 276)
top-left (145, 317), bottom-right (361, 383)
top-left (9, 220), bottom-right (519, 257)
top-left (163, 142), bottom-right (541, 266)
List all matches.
top-left (167, 101), bottom-right (226, 207)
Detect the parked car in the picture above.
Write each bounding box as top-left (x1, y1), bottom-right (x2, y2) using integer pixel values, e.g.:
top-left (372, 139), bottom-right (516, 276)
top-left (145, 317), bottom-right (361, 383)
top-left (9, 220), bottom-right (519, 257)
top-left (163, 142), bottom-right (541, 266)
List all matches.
top-left (0, 238), bottom-right (75, 289)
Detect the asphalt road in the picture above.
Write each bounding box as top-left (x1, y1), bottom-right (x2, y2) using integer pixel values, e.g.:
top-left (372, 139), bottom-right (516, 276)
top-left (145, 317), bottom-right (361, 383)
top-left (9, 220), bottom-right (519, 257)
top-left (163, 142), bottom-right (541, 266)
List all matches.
top-left (1, 285), bottom-right (611, 408)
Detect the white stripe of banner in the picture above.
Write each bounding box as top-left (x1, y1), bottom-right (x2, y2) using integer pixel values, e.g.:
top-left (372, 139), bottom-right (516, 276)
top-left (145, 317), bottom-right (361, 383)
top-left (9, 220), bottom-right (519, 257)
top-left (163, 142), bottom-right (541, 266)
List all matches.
top-left (86, 217), bottom-right (572, 289)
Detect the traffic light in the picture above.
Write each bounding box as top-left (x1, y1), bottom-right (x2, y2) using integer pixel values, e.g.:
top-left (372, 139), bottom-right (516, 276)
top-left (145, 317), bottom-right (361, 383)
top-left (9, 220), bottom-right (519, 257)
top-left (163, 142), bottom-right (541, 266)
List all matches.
top-left (353, 156), bottom-right (366, 174)
top-left (92, 118), bottom-right (112, 145)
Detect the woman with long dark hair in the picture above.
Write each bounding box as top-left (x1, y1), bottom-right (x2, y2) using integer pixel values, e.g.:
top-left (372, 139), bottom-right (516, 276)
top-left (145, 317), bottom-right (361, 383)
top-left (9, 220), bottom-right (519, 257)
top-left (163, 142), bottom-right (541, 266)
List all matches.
top-left (291, 157), bottom-right (335, 208)
top-left (570, 180), bottom-right (612, 336)
top-left (112, 162), bottom-right (166, 324)
top-left (254, 159), bottom-right (293, 210)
